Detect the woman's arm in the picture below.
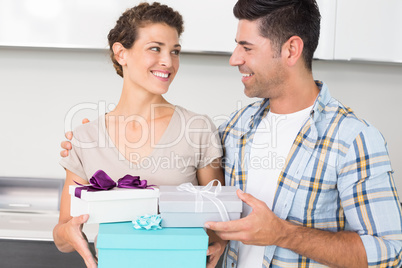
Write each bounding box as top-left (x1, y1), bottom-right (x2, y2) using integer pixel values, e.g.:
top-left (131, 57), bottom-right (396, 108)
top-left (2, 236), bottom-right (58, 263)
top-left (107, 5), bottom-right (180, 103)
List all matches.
top-left (53, 170), bottom-right (98, 268)
top-left (196, 157), bottom-right (228, 268)
top-left (196, 157), bottom-right (224, 186)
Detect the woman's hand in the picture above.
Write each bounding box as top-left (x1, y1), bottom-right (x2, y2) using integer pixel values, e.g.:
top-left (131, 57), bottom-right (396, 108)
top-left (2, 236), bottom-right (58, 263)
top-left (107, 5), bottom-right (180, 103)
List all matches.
top-left (54, 170), bottom-right (96, 267)
top-left (54, 214), bottom-right (97, 268)
top-left (197, 158), bottom-right (226, 267)
top-left (206, 229), bottom-right (228, 268)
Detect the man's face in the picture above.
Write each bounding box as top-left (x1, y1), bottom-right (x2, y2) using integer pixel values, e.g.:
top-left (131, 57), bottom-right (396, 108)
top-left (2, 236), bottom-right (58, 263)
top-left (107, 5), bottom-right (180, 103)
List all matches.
top-left (230, 19), bottom-right (286, 99)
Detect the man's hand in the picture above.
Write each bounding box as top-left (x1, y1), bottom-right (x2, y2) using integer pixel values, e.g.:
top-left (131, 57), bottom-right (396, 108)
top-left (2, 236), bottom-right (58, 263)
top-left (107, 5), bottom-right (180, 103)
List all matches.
top-left (60, 131), bottom-right (73, 157)
top-left (205, 190), bottom-right (368, 267)
top-left (205, 189), bottom-right (287, 246)
top-left (60, 118), bottom-right (89, 157)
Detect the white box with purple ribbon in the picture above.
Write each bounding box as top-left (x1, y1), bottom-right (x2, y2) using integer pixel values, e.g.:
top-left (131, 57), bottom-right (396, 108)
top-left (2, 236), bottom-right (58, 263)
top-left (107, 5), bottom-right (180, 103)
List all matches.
top-left (69, 185), bottom-right (159, 224)
top-left (159, 181), bottom-right (242, 227)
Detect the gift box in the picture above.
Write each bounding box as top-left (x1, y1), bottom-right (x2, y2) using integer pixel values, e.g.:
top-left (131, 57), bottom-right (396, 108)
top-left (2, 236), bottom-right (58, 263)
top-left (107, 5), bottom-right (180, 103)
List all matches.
top-left (69, 185), bottom-right (159, 224)
top-left (159, 182), bottom-right (242, 227)
top-left (97, 222), bottom-right (208, 268)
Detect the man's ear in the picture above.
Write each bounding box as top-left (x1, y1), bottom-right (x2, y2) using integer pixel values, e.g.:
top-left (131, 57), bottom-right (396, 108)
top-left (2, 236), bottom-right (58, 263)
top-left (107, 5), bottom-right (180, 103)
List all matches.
top-left (281, 36), bottom-right (303, 67)
top-left (112, 42), bottom-right (127, 66)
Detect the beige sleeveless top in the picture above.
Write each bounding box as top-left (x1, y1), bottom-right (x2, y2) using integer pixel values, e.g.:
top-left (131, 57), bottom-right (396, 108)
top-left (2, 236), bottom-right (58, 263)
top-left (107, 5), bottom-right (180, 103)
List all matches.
top-left (60, 106), bottom-right (222, 186)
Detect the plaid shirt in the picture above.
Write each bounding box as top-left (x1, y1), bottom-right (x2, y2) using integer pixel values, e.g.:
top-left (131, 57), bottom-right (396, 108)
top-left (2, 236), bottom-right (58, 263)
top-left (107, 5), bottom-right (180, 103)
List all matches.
top-left (219, 81), bottom-right (402, 267)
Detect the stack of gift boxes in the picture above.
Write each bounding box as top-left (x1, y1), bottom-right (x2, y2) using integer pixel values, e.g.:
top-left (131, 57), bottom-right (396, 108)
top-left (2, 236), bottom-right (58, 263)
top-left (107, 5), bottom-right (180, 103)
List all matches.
top-left (69, 174), bottom-right (242, 268)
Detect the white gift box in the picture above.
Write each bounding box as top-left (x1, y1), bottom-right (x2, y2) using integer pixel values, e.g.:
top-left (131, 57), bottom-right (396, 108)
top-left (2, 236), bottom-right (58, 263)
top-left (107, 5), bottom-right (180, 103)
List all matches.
top-left (69, 185), bottom-right (159, 224)
top-left (159, 184), bottom-right (242, 227)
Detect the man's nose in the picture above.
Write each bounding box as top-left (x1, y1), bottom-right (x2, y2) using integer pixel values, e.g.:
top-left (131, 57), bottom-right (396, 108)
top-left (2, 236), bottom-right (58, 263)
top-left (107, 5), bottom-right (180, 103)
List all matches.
top-left (229, 46), bottom-right (244, 66)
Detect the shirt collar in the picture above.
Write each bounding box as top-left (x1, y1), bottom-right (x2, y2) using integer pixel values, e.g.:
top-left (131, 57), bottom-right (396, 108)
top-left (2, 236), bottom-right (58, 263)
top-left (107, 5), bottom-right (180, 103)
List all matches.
top-left (248, 99), bottom-right (270, 131)
top-left (250, 80), bottom-right (331, 128)
top-left (310, 80), bottom-right (331, 122)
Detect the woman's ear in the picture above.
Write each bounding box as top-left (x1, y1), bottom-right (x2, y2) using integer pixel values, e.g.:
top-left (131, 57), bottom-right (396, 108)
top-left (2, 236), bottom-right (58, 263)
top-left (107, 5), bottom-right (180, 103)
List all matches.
top-left (281, 36), bottom-right (304, 67)
top-left (112, 42), bottom-right (127, 66)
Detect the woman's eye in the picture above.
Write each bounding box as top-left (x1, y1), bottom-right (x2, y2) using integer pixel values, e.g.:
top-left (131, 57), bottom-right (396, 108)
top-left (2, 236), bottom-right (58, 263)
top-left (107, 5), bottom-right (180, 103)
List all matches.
top-left (150, 47), bottom-right (160, 52)
top-left (172, 50), bottom-right (181, 56)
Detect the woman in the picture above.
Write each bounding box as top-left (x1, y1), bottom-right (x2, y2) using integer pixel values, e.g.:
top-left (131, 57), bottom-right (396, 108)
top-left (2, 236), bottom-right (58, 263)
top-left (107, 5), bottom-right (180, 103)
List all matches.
top-left (54, 3), bottom-right (226, 267)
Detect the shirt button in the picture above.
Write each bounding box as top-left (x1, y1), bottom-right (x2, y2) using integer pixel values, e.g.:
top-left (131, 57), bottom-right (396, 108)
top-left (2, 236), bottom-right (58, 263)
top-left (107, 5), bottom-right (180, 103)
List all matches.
top-left (231, 263), bottom-right (235, 267)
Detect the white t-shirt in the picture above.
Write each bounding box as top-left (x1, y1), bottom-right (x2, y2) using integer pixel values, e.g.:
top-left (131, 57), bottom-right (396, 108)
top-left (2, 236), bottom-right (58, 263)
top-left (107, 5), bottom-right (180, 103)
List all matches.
top-left (237, 105), bottom-right (312, 268)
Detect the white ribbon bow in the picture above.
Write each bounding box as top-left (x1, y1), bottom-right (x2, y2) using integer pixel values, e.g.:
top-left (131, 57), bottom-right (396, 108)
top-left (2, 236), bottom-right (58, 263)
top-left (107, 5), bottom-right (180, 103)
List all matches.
top-left (177, 179), bottom-right (230, 222)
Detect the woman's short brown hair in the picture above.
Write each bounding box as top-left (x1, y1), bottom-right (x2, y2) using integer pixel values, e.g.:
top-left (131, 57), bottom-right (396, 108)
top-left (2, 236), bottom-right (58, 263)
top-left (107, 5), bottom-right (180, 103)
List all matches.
top-left (108, 2), bottom-right (184, 77)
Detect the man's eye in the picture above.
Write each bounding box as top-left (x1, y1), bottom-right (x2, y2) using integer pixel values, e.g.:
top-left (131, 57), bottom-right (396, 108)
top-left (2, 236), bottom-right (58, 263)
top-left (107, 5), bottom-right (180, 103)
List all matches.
top-left (244, 47), bottom-right (251, 52)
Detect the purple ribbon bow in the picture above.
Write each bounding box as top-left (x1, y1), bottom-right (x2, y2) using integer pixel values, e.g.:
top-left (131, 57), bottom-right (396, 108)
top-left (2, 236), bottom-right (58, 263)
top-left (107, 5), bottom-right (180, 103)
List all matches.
top-left (74, 170), bottom-right (154, 198)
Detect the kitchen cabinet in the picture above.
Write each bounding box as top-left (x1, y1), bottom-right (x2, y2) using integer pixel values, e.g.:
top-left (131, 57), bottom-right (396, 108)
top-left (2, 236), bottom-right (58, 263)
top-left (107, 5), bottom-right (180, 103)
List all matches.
top-left (158, 0), bottom-right (238, 53)
top-left (0, 0), bottom-right (237, 53)
top-left (314, 0), bottom-right (337, 60)
top-left (0, 239), bottom-right (93, 268)
top-left (0, 177), bottom-right (99, 267)
top-left (0, 1), bottom-right (400, 61)
top-left (334, 0), bottom-right (402, 63)
top-left (0, 0), bottom-right (345, 57)
top-left (314, 0), bottom-right (402, 63)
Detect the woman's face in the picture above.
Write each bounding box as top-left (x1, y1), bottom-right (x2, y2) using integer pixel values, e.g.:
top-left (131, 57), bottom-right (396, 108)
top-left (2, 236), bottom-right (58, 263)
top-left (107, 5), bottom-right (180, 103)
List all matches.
top-left (123, 23), bottom-right (181, 96)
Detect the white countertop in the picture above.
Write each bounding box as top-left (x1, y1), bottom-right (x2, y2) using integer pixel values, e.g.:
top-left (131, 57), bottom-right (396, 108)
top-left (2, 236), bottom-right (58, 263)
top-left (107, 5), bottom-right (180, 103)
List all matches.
top-left (0, 211), bottom-right (99, 242)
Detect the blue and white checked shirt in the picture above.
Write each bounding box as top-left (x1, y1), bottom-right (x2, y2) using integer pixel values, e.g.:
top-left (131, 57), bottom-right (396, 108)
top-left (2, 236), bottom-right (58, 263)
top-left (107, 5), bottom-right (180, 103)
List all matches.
top-left (219, 81), bottom-right (402, 267)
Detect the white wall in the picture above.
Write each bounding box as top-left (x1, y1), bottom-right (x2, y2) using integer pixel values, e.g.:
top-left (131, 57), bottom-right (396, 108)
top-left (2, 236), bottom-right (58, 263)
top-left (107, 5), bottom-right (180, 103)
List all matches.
top-left (0, 47), bottom-right (401, 197)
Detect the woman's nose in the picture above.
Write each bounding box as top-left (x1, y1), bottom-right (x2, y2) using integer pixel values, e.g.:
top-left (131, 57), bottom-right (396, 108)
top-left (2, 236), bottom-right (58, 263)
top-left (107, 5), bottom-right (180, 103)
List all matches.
top-left (159, 53), bottom-right (173, 67)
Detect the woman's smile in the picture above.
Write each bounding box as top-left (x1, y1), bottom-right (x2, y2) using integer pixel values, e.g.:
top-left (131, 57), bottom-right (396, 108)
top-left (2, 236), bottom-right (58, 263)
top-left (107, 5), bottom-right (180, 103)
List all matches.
top-left (151, 70), bottom-right (171, 81)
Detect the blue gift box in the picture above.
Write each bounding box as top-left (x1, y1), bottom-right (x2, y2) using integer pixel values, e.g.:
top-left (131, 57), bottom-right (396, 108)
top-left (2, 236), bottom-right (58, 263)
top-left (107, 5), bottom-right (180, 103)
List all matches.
top-left (97, 222), bottom-right (209, 268)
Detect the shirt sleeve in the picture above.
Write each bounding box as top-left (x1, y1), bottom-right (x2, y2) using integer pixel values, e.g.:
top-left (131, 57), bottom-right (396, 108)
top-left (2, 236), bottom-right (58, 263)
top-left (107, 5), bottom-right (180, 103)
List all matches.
top-left (337, 125), bottom-right (402, 267)
top-left (59, 136), bottom-right (88, 182)
top-left (192, 115), bottom-right (223, 169)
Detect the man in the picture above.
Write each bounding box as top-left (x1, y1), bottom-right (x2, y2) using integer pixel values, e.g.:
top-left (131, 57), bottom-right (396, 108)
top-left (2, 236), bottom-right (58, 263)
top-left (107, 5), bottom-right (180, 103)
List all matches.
top-left (61, 0), bottom-right (402, 267)
top-left (204, 0), bottom-right (402, 267)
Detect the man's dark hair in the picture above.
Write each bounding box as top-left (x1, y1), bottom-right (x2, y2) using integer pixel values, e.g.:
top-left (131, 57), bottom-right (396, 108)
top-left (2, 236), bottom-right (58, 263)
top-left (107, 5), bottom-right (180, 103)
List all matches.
top-left (233, 0), bottom-right (320, 71)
